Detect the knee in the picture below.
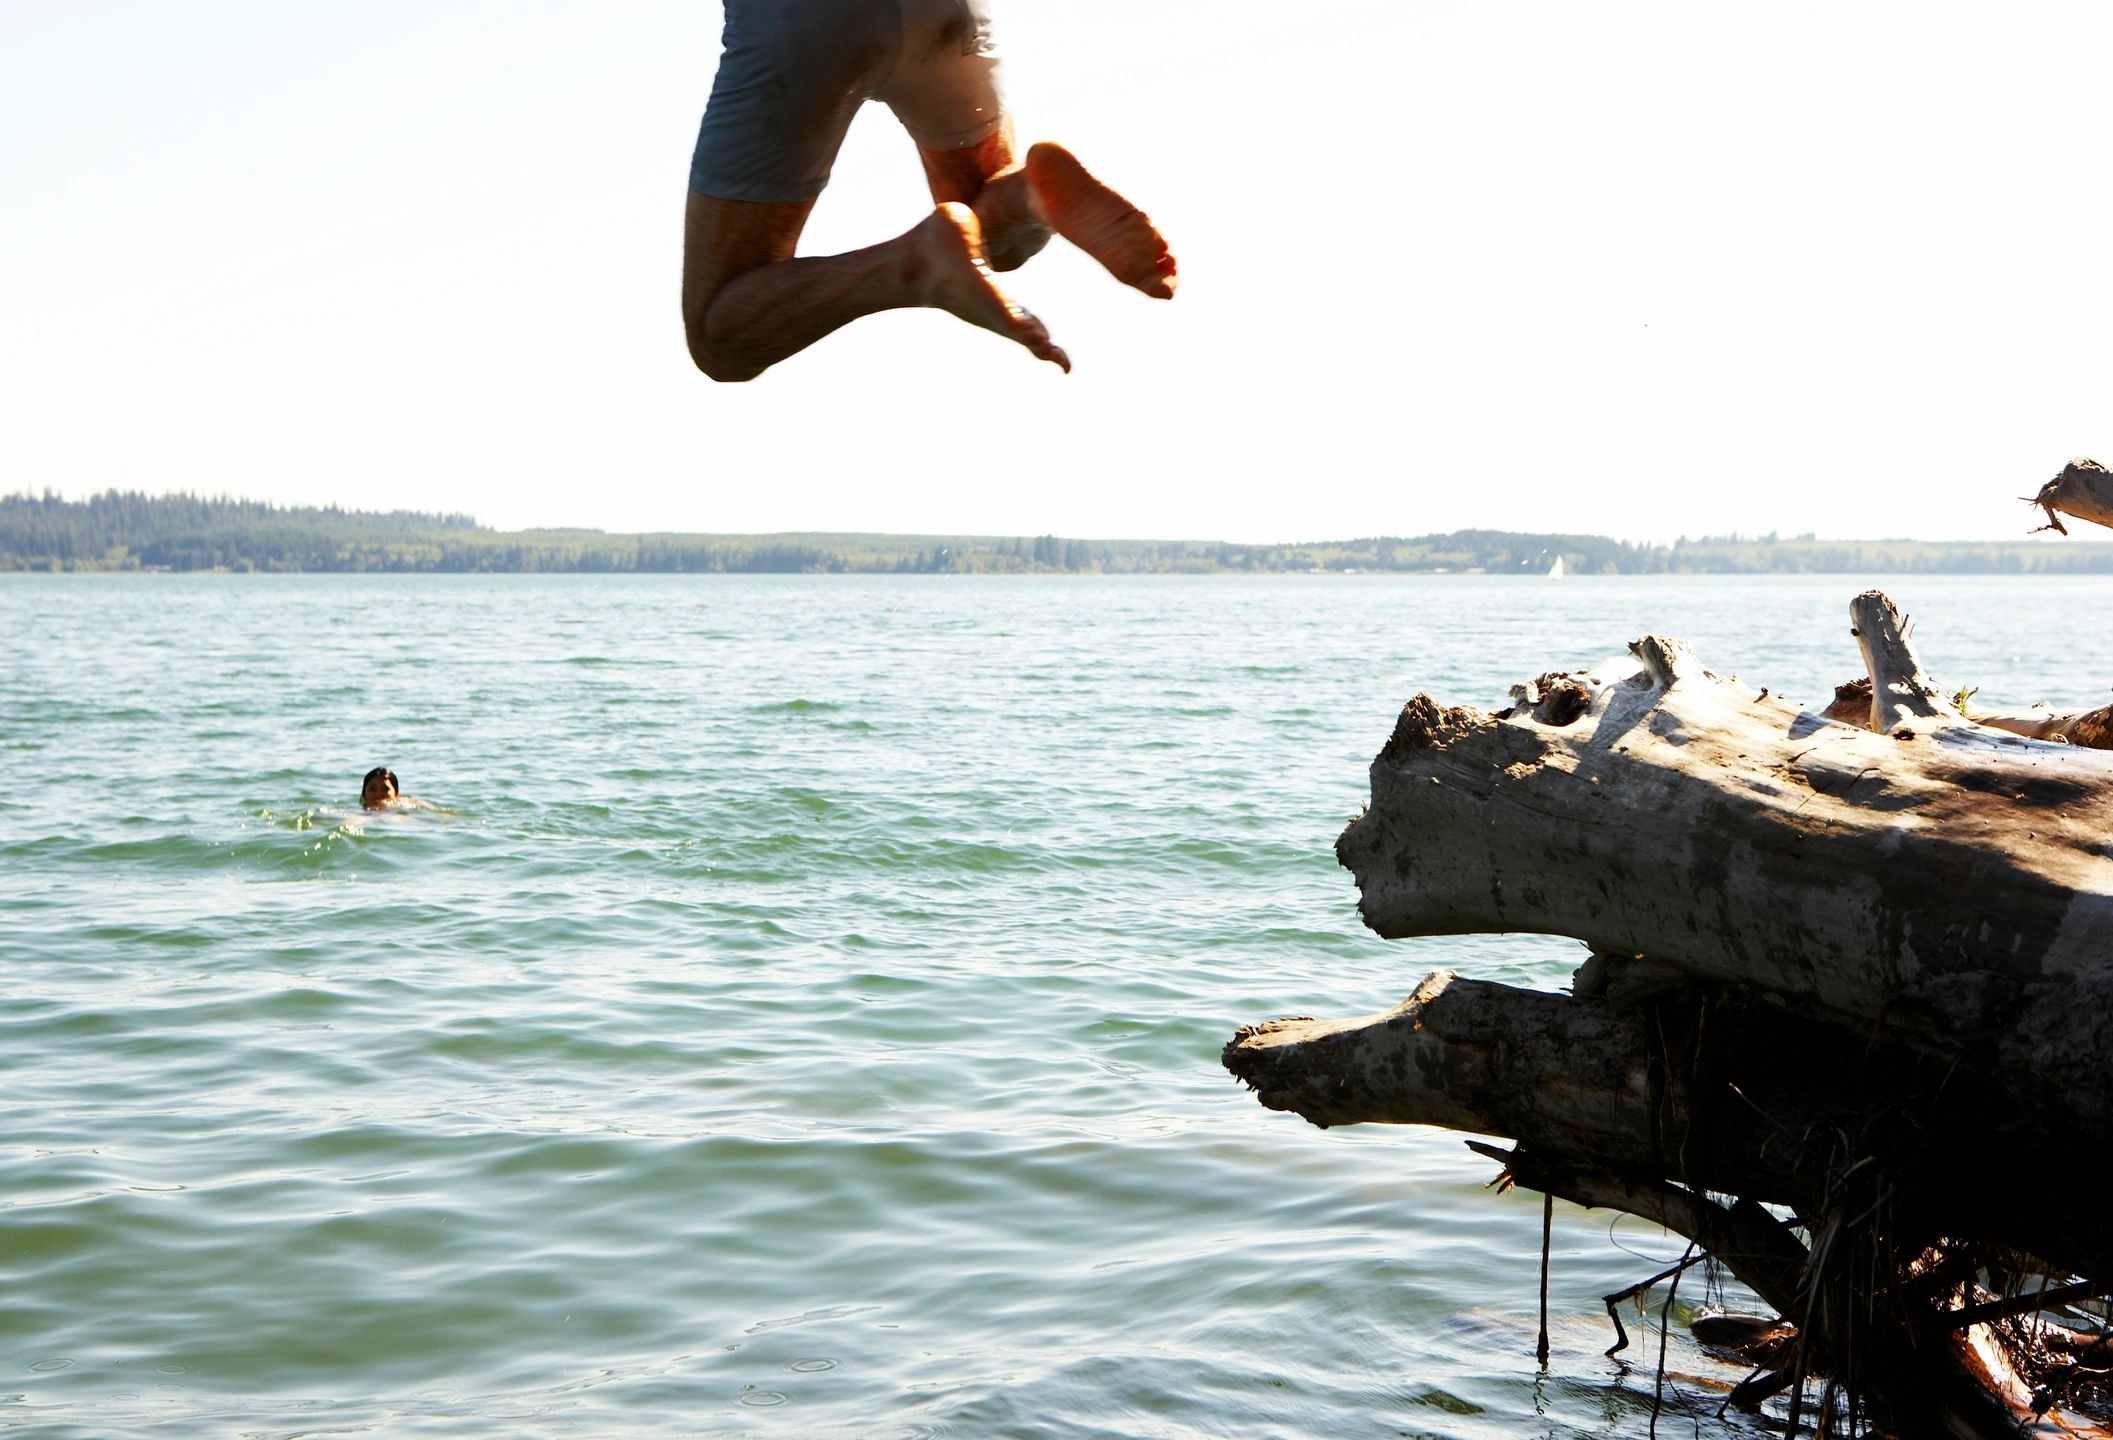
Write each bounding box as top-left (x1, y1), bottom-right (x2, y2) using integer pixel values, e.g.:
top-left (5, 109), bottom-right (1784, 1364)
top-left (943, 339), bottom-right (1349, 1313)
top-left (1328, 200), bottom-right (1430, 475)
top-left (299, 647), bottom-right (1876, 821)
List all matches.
top-left (685, 321), bottom-right (764, 384)
top-left (691, 346), bottom-right (762, 384)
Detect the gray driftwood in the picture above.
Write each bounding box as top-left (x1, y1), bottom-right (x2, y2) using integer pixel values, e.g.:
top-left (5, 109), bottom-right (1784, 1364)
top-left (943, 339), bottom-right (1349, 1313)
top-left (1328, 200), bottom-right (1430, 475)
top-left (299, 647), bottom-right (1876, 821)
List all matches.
top-left (2028, 457), bottom-right (2113, 535)
top-left (1973, 698), bottom-right (2113, 750)
top-left (1226, 971), bottom-right (2105, 1281)
top-left (1333, 593), bottom-right (2113, 1141)
top-left (1225, 590), bottom-right (2113, 1438)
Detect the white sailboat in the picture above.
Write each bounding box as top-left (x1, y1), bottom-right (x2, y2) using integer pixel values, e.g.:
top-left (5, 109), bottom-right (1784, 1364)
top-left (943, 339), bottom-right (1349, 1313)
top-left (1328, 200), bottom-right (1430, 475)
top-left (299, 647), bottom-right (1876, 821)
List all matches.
top-left (1547, 554), bottom-right (1566, 579)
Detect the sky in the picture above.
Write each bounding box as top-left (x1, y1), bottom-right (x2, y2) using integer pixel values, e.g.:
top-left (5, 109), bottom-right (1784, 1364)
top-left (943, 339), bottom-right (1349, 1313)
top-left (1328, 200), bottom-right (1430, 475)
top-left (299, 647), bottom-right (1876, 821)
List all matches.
top-left (4, 1), bottom-right (2111, 543)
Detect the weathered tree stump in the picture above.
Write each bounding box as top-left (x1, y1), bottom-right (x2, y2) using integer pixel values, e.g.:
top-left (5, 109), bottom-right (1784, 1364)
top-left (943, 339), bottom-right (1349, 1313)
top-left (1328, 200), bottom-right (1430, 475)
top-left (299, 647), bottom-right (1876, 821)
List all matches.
top-left (1226, 591), bottom-right (2113, 1438)
top-left (1334, 597), bottom-right (2113, 1140)
top-left (2028, 457), bottom-right (2113, 536)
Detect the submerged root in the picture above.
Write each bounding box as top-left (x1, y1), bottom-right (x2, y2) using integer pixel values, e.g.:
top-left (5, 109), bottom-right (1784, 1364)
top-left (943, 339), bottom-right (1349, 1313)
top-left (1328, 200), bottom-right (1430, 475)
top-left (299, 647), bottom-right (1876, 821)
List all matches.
top-left (1528, 991), bottom-right (2113, 1438)
top-left (1576, 1181), bottom-right (2112, 1438)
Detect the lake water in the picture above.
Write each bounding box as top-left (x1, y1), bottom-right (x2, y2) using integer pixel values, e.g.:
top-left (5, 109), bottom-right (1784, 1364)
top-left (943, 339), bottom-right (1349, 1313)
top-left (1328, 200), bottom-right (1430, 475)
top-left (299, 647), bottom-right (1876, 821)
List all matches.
top-left (6, 572), bottom-right (2110, 1440)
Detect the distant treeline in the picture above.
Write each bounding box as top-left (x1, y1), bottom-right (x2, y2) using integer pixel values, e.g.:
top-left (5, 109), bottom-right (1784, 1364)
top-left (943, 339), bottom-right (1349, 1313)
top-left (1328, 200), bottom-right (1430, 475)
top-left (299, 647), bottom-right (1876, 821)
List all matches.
top-left (7, 490), bottom-right (2113, 576)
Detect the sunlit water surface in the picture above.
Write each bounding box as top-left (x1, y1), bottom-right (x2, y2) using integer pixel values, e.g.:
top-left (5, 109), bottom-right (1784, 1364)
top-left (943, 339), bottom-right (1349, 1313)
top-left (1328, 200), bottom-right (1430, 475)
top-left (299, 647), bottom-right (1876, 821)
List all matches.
top-left (5, 573), bottom-right (2108, 1439)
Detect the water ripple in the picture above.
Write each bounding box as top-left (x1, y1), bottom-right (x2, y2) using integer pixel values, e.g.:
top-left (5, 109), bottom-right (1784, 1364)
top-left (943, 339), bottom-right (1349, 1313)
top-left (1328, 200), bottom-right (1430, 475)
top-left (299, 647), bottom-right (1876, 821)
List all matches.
top-left (8, 572), bottom-right (2108, 1438)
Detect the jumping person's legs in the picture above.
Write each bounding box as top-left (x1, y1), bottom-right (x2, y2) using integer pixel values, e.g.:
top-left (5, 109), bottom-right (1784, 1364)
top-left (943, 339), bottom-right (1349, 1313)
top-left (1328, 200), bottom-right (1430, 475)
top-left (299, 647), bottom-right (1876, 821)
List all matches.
top-left (915, 123), bottom-right (1050, 274)
top-left (681, 0), bottom-right (1066, 380)
top-left (880, 0), bottom-right (1175, 299)
top-left (682, 192), bottom-right (1068, 381)
top-left (917, 135), bottom-right (1177, 298)
top-left (679, 0), bottom-right (1172, 380)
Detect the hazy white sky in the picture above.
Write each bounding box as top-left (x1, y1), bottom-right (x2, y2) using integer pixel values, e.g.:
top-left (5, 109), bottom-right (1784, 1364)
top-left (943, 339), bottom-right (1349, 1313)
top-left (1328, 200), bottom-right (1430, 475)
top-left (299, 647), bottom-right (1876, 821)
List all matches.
top-left (4, 1), bottom-right (2109, 542)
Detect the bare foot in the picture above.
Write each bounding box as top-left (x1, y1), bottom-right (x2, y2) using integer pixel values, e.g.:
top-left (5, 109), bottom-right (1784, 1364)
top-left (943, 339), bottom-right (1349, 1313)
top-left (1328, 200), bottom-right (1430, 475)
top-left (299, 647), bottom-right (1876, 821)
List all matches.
top-left (1024, 142), bottom-right (1177, 299)
top-left (911, 202), bottom-right (1070, 373)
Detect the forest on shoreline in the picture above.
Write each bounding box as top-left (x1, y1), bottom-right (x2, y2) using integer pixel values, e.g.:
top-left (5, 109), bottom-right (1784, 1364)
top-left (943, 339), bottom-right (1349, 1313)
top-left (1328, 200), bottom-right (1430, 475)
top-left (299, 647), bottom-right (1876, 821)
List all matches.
top-left (6, 489), bottom-right (2111, 576)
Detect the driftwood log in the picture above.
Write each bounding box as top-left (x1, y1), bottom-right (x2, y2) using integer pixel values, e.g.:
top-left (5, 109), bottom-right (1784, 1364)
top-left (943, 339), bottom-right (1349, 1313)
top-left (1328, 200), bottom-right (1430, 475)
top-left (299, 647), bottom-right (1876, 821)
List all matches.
top-left (1975, 698), bottom-right (2113, 750)
top-left (1998, 454), bottom-right (2113, 745)
top-left (1329, 593), bottom-right (2113, 1141)
top-left (1826, 676), bottom-right (2113, 749)
top-left (1226, 591), bottom-right (2113, 1438)
top-left (2028, 457), bottom-right (2113, 536)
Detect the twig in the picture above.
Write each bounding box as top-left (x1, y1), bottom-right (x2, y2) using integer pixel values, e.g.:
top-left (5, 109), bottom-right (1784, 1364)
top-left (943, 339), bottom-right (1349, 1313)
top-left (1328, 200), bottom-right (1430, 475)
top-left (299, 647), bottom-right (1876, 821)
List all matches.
top-left (1944, 1279), bottom-right (2100, 1330)
top-left (1649, 1242), bottom-right (1697, 1438)
top-left (1785, 1207), bottom-right (1845, 1440)
top-left (2033, 1323), bottom-right (2113, 1416)
top-left (1726, 1364), bottom-right (1798, 1410)
top-left (1538, 1190), bottom-right (1554, 1366)
top-left (1815, 1374), bottom-right (1840, 1438)
top-left (1604, 1251), bottom-right (1708, 1358)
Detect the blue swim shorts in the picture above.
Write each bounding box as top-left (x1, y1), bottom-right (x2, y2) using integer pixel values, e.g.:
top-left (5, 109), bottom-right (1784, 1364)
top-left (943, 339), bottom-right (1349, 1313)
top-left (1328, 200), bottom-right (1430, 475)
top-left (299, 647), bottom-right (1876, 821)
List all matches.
top-left (689, 0), bottom-right (1007, 204)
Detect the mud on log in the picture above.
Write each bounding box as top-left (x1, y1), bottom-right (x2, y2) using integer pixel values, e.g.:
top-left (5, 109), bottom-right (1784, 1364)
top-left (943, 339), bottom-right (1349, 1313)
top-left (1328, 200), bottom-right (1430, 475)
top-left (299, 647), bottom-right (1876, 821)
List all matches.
top-left (1226, 591), bottom-right (2113, 1437)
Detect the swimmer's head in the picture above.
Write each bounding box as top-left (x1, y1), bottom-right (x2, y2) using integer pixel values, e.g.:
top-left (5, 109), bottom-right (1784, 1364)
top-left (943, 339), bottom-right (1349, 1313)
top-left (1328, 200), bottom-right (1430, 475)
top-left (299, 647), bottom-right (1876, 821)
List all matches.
top-left (360, 767), bottom-right (400, 810)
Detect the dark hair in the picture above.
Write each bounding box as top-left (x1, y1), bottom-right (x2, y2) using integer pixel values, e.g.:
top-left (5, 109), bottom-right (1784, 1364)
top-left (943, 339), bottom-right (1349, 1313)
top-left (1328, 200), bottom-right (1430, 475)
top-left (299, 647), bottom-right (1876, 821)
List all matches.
top-left (363, 767), bottom-right (398, 792)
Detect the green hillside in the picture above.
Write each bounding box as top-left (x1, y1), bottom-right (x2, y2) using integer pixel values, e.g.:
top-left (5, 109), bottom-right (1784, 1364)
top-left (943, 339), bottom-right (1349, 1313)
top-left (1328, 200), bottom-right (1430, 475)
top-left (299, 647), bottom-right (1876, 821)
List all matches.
top-left (6, 491), bottom-right (2110, 575)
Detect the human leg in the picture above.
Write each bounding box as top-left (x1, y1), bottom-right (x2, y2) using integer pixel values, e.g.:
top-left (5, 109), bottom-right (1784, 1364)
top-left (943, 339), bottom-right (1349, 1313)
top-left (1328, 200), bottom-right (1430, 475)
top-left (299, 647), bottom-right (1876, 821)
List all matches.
top-left (682, 192), bottom-right (1068, 381)
top-left (881, 0), bottom-right (1175, 296)
top-left (918, 135), bottom-right (1177, 297)
top-left (915, 123), bottom-right (1050, 274)
top-left (880, 0), bottom-right (1048, 273)
top-left (917, 133), bottom-right (1178, 298)
top-left (681, 0), bottom-right (1065, 379)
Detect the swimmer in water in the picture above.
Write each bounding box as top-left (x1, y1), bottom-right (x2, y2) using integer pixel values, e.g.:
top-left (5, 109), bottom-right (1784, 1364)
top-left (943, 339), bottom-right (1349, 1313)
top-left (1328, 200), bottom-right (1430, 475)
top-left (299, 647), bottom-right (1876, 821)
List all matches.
top-left (359, 767), bottom-right (434, 812)
top-left (680, 0), bottom-right (1176, 381)
top-left (360, 767), bottom-right (399, 810)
